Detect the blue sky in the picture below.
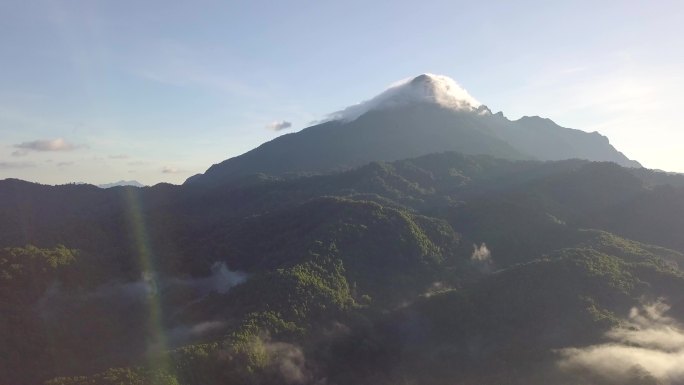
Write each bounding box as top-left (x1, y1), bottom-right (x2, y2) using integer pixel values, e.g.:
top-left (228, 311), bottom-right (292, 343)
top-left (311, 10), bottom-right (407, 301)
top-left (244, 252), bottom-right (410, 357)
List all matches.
top-left (1, 0), bottom-right (682, 185)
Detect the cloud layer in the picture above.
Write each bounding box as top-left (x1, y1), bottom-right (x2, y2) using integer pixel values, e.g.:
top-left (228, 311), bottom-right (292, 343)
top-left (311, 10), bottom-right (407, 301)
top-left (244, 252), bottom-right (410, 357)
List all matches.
top-left (558, 300), bottom-right (684, 384)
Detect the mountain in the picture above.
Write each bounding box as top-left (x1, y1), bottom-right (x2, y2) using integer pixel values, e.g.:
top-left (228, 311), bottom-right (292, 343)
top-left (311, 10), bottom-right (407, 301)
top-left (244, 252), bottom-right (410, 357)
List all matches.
top-left (2, 152), bottom-right (684, 385)
top-left (1, 75), bottom-right (677, 385)
top-left (97, 180), bottom-right (146, 188)
top-left (187, 74), bottom-right (640, 185)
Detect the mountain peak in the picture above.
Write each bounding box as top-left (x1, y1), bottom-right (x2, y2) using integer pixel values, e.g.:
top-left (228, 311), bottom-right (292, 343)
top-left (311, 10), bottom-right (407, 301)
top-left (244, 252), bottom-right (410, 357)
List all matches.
top-left (328, 73), bottom-right (482, 122)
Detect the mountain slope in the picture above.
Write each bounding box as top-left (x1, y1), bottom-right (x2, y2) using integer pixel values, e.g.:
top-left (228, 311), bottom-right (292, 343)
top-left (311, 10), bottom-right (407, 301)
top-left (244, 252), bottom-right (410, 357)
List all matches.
top-left (2, 152), bottom-right (684, 385)
top-left (487, 114), bottom-right (639, 167)
top-left (188, 74), bottom-right (640, 185)
top-left (191, 104), bottom-right (531, 185)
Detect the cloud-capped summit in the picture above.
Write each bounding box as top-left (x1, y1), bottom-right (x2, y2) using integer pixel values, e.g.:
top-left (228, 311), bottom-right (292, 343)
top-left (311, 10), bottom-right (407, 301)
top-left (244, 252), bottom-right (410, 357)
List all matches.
top-left (188, 73), bottom-right (641, 185)
top-left (328, 73), bottom-right (483, 122)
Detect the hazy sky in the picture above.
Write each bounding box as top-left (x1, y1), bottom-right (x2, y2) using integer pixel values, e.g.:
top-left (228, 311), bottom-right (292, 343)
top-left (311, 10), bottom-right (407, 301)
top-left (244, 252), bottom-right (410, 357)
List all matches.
top-left (1, 0), bottom-right (682, 185)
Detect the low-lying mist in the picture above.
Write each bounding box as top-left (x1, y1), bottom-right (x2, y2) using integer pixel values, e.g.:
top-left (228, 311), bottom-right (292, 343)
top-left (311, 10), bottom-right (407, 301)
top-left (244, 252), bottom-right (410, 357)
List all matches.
top-left (40, 261), bottom-right (246, 309)
top-left (37, 261), bottom-right (248, 353)
top-left (558, 300), bottom-right (684, 384)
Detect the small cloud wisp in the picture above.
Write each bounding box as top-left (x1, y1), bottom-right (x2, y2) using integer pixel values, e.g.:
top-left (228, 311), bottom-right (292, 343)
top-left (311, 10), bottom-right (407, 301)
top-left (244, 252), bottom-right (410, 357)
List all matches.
top-left (267, 120), bottom-right (293, 131)
top-left (13, 138), bottom-right (83, 156)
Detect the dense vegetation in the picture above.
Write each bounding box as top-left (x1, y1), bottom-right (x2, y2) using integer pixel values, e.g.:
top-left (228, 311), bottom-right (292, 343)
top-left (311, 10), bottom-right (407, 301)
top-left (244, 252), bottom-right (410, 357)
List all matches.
top-left (2, 152), bottom-right (684, 384)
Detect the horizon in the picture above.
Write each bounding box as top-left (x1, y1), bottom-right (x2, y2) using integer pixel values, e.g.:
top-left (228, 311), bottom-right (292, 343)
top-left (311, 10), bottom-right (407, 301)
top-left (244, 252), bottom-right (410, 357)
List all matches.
top-left (1, 0), bottom-right (682, 185)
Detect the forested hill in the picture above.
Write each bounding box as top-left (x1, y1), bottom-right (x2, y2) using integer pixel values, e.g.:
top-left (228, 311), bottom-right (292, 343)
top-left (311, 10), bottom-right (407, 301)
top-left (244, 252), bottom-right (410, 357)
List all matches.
top-left (2, 152), bottom-right (684, 385)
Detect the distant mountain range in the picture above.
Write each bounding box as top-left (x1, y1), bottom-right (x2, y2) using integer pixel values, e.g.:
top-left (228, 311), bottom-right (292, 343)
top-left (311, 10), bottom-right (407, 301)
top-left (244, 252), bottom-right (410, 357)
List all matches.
top-left (188, 74), bottom-right (640, 185)
top-left (97, 180), bottom-right (145, 188)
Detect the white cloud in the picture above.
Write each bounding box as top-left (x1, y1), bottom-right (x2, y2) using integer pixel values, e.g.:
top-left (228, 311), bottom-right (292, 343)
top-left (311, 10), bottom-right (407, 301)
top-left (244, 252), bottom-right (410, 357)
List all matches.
top-left (166, 321), bottom-right (227, 346)
top-left (471, 243), bottom-right (491, 262)
top-left (226, 335), bottom-right (313, 384)
top-left (471, 242), bottom-right (493, 273)
top-left (558, 300), bottom-right (684, 383)
top-left (327, 73), bottom-right (482, 122)
top-left (162, 166), bottom-right (184, 174)
top-left (13, 138), bottom-right (82, 154)
top-left (267, 120), bottom-right (292, 131)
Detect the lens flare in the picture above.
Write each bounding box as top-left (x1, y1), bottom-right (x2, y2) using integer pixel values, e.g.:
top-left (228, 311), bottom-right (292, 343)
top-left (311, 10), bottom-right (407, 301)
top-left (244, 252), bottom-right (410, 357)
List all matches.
top-left (122, 188), bottom-right (172, 375)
